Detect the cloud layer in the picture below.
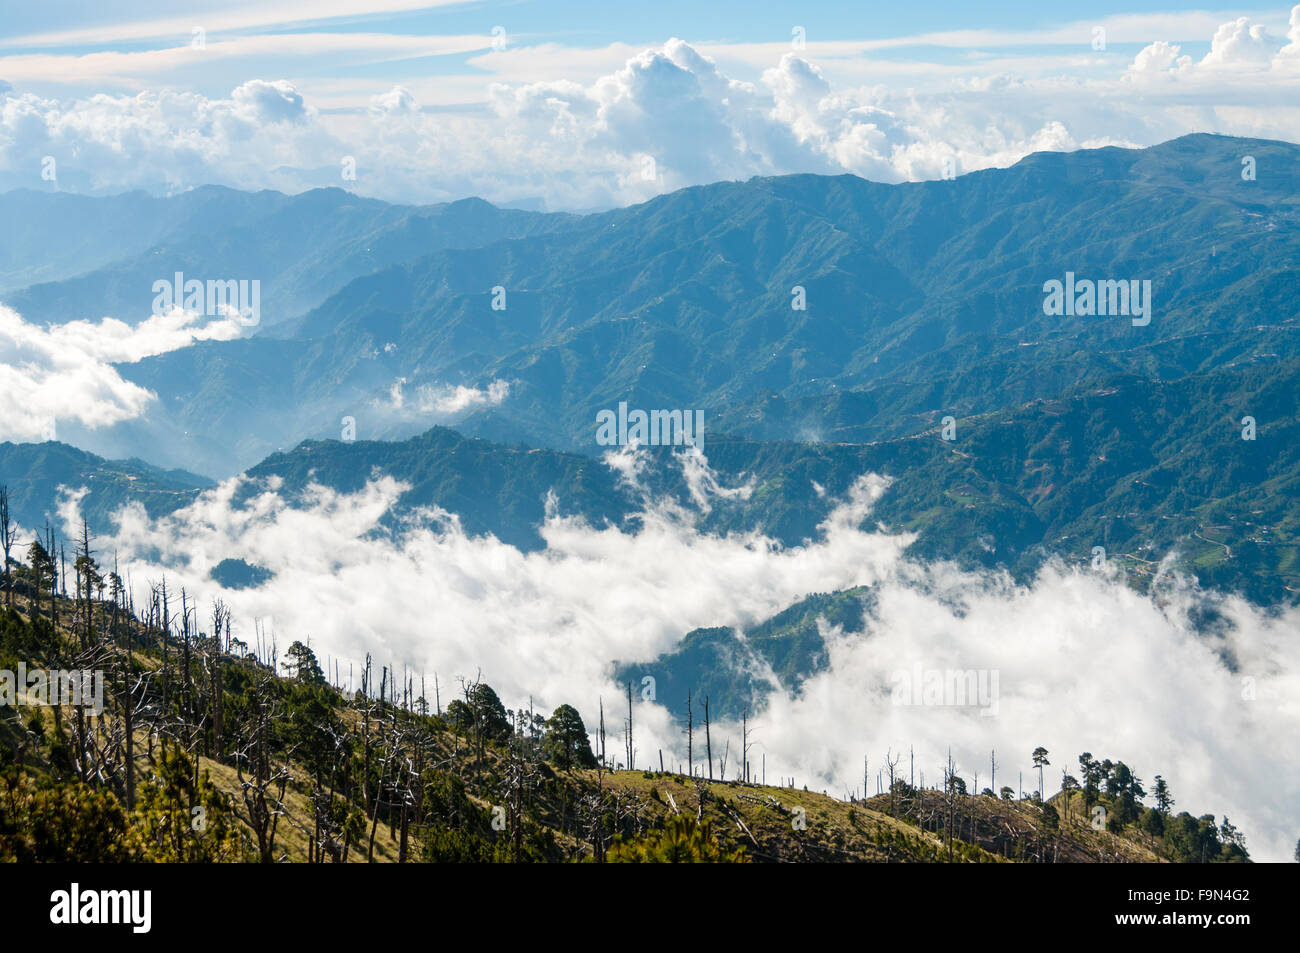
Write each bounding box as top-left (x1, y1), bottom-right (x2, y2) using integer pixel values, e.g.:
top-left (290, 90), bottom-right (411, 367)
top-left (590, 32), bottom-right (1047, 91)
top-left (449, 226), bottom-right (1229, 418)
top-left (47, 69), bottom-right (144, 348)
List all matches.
top-left (68, 453), bottom-right (1300, 861)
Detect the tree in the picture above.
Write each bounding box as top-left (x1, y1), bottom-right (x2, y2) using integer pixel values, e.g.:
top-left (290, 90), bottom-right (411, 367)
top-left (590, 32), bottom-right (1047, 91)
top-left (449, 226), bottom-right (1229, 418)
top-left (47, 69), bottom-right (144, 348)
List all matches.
top-left (704, 695), bottom-right (712, 781)
top-left (884, 748), bottom-right (901, 816)
top-left (684, 691), bottom-right (693, 777)
top-left (1141, 806), bottom-right (1166, 838)
top-left (26, 539), bottom-right (54, 619)
top-left (1032, 746), bottom-right (1050, 802)
top-left (0, 768), bottom-right (146, 862)
top-left (1105, 761), bottom-right (1145, 826)
top-left (1153, 775), bottom-right (1174, 815)
top-left (232, 673), bottom-right (292, 863)
top-left (73, 521), bottom-right (101, 648)
top-left (134, 748), bottom-right (245, 861)
top-left (449, 682), bottom-right (510, 746)
top-left (283, 640), bottom-right (326, 685)
top-left (1060, 773), bottom-right (1079, 825)
top-left (1079, 752), bottom-right (1102, 812)
top-left (624, 681), bottom-right (634, 771)
top-left (1219, 817), bottom-right (1244, 851)
top-left (543, 704), bottom-right (597, 770)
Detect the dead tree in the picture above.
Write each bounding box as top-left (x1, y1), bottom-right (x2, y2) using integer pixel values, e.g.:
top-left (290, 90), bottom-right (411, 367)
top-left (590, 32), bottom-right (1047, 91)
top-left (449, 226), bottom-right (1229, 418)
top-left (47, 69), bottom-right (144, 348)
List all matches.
top-left (741, 708), bottom-right (754, 783)
top-left (233, 676), bottom-right (293, 863)
top-left (0, 485), bottom-right (14, 608)
top-left (623, 680), bottom-right (634, 771)
top-left (943, 750), bottom-right (961, 862)
top-left (885, 748), bottom-right (901, 815)
top-left (704, 695), bottom-right (712, 780)
top-left (684, 691), bottom-right (693, 777)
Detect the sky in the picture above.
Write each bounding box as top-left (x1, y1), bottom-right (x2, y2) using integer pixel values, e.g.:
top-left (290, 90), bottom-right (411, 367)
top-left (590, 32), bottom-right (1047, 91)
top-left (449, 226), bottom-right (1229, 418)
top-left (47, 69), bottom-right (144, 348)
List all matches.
top-left (1, 1), bottom-right (1299, 208)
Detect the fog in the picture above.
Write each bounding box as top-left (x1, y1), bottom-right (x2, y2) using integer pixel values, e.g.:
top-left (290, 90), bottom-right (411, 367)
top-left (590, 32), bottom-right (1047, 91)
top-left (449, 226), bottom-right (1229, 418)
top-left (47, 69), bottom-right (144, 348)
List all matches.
top-left (64, 450), bottom-right (1300, 861)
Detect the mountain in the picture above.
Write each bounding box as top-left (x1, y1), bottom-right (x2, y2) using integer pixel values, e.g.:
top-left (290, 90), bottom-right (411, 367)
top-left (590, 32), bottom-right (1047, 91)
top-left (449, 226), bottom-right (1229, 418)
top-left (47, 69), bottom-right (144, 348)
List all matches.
top-left (616, 588), bottom-right (868, 724)
top-left (4, 134), bottom-right (1299, 604)
top-left (0, 441), bottom-right (210, 538)
top-left (2, 186), bottom-right (577, 327)
top-left (47, 133), bottom-right (1290, 480)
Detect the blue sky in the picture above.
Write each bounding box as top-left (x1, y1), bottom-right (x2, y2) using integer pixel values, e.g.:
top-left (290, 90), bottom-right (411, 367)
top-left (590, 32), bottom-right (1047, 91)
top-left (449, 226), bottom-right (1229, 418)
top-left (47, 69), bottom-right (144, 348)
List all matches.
top-left (1, 2), bottom-right (1297, 207)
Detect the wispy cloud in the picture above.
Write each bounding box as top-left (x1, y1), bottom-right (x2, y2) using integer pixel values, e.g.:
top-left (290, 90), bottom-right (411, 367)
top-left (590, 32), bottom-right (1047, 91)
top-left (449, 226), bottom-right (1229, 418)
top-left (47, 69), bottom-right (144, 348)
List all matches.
top-left (0, 0), bottom-right (477, 49)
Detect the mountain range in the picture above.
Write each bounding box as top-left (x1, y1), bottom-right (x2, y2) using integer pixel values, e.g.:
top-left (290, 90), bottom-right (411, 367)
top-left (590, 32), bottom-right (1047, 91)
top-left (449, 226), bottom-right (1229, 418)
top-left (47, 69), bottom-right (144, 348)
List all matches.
top-left (1, 134), bottom-right (1297, 705)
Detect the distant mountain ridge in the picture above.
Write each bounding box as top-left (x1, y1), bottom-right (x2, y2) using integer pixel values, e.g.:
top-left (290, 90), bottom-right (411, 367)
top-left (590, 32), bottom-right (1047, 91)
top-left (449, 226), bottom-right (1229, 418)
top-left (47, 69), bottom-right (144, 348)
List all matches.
top-left (1, 186), bottom-right (576, 327)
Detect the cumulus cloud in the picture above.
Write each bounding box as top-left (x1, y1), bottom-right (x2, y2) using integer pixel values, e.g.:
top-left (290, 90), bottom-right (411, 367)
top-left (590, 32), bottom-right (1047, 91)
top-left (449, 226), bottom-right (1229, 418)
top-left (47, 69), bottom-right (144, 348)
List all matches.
top-left (0, 81), bottom-right (333, 196)
top-left (0, 302), bottom-right (247, 440)
top-left (1, 9), bottom-right (1298, 208)
top-left (1201, 17), bottom-right (1280, 68)
top-left (1128, 8), bottom-right (1300, 82)
top-left (62, 454), bottom-right (1300, 861)
top-left (231, 79), bottom-right (307, 123)
top-left (1128, 40), bottom-right (1193, 77)
top-left (369, 85), bottom-right (417, 116)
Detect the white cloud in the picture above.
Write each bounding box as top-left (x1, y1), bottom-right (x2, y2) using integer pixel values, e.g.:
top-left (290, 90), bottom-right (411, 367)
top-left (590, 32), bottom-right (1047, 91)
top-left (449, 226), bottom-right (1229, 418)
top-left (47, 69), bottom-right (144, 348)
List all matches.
top-left (369, 84), bottom-right (417, 117)
top-left (385, 377), bottom-right (510, 416)
top-left (0, 302), bottom-right (246, 440)
top-left (1128, 40), bottom-right (1193, 76)
top-left (0, 34), bottom-right (491, 89)
top-left (1, 10), bottom-right (1298, 209)
top-left (1201, 16), bottom-right (1280, 67)
top-left (0, 0), bottom-right (476, 49)
top-left (65, 456), bottom-right (1300, 861)
top-left (231, 79), bottom-right (306, 123)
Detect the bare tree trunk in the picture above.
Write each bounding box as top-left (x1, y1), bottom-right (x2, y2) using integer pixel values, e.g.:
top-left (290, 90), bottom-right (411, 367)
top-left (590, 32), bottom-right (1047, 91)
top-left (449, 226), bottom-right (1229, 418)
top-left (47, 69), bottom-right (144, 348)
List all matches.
top-left (685, 691), bottom-right (693, 777)
top-left (704, 695), bottom-right (712, 781)
top-left (624, 681), bottom-right (633, 771)
top-left (0, 486), bottom-right (13, 609)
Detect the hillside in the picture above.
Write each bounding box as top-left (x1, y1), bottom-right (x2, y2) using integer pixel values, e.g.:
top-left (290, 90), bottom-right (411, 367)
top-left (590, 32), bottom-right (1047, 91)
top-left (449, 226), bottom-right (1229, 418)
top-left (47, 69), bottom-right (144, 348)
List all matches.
top-left (0, 582), bottom-right (1249, 863)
